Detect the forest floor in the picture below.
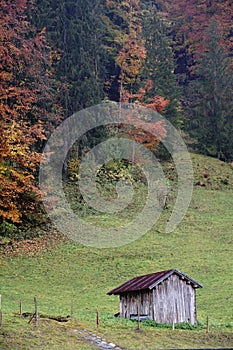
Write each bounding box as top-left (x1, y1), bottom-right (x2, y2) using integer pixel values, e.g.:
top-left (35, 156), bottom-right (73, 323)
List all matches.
top-left (0, 153), bottom-right (233, 349)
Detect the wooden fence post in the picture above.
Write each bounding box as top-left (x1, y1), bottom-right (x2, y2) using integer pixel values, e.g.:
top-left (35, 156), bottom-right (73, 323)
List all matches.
top-left (206, 316), bottom-right (209, 334)
top-left (71, 299), bottom-right (74, 318)
top-left (137, 303), bottom-right (140, 331)
top-left (96, 309), bottom-right (99, 330)
top-left (34, 296), bottom-right (39, 326)
top-left (0, 295), bottom-right (2, 328)
top-left (20, 299), bottom-right (23, 316)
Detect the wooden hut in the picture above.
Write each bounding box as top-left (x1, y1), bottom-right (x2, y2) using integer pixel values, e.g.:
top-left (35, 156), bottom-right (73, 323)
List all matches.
top-left (107, 269), bottom-right (203, 324)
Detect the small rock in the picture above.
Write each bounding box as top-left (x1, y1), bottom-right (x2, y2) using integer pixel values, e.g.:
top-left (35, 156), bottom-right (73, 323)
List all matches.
top-left (109, 342), bottom-right (116, 347)
top-left (99, 341), bottom-right (107, 346)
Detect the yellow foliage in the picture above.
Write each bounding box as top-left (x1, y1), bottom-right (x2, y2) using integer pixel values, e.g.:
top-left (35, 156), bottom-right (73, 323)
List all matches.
top-left (67, 157), bottom-right (80, 180)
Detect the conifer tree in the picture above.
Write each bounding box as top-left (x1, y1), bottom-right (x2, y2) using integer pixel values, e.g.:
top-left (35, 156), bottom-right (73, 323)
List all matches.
top-left (33, 0), bottom-right (105, 115)
top-left (188, 21), bottom-right (233, 160)
top-left (141, 4), bottom-right (183, 127)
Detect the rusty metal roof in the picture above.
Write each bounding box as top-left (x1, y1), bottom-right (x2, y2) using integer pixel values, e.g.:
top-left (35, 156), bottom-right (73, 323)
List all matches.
top-left (107, 269), bottom-right (203, 295)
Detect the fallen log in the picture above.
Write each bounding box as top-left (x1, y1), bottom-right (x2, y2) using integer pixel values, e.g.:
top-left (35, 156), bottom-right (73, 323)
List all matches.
top-left (22, 312), bottom-right (71, 322)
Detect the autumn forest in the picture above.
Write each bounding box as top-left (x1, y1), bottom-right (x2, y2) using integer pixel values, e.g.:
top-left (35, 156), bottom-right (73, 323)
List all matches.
top-left (0, 0), bottom-right (233, 233)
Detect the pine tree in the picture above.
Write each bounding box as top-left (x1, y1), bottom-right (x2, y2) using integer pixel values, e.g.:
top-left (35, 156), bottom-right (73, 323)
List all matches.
top-left (188, 21), bottom-right (233, 160)
top-left (141, 4), bottom-right (183, 127)
top-left (33, 0), bottom-right (105, 115)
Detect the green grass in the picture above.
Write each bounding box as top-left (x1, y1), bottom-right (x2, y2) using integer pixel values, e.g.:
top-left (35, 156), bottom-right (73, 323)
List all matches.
top-left (0, 154), bottom-right (233, 349)
top-left (0, 316), bottom-right (97, 349)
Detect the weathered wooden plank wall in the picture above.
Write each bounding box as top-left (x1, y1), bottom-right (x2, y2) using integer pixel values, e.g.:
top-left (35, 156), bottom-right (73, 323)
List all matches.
top-left (152, 274), bottom-right (196, 324)
top-left (120, 290), bottom-right (153, 318)
top-left (119, 274), bottom-right (197, 324)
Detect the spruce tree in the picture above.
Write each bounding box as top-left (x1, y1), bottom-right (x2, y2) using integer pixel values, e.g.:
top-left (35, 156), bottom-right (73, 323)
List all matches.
top-left (141, 4), bottom-right (183, 127)
top-left (188, 21), bottom-right (233, 161)
top-left (33, 0), bottom-right (105, 116)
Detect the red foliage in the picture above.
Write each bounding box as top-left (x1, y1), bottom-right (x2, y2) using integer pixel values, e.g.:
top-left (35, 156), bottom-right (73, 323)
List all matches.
top-left (122, 79), bottom-right (170, 114)
top-left (0, 0), bottom-right (62, 223)
top-left (119, 80), bottom-right (168, 153)
top-left (160, 0), bottom-right (233, 54)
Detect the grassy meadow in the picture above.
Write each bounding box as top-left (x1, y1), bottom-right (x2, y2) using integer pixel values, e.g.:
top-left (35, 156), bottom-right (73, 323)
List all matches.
top-left (0, 154), bottom-right (233, 349)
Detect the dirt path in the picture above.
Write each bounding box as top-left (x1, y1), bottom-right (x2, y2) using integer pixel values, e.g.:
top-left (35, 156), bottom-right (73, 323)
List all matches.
top-left (68, 328), bottom-right (124, 349)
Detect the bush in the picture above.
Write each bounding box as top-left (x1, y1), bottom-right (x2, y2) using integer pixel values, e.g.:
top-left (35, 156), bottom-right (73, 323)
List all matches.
top-left (0, 220), bottom-right (45, 241)
top-left (0, 221), bottom-right (18, 238)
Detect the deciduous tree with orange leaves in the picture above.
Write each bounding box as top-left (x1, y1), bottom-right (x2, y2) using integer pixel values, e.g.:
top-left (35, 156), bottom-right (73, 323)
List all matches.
top-left (115, 7), bottom-right (168, 155)
top-left (0, 0), bottom-right (62, 226)
top-left (118, 80), bottom-right (168, 156)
